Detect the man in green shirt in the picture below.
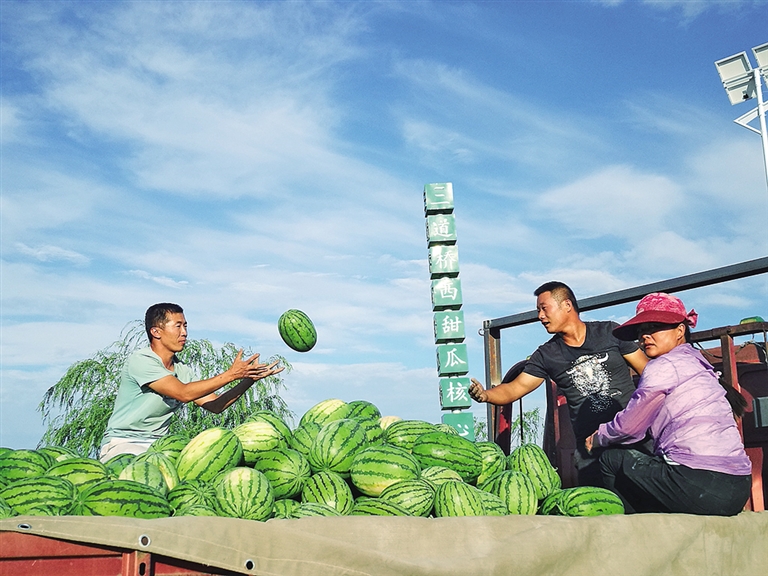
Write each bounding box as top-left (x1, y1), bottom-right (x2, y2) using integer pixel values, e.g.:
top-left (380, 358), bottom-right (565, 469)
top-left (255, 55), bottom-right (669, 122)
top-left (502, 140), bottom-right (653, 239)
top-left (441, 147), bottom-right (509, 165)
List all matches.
top-left (99, 303), bottom-right (283, 461)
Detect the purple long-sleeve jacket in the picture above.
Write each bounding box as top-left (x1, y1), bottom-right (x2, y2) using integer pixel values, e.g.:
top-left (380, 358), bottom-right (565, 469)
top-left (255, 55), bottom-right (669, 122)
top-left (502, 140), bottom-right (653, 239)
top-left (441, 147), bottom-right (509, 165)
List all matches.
top-left (594, 343), bottom-right (752, 476)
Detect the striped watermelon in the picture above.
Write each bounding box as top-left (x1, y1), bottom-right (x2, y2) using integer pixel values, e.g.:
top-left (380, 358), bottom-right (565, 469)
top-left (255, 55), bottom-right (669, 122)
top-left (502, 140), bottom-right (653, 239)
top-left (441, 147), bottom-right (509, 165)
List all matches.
top-left (434, 423), bottom-right (460, 435)
top-left (299, 399), bottom-right (351, 428)
top-left (378, 416), bottom-right (402, 430)
top-left (346, 400), bottom-right (381, 421)
top-left (46, 457), bottom-right (109, 489)
top-left (18, 504), bottom-right (60, 516)
top-left (288, 422), bottom-right (322, 458)
top-left (251, 447), bottom-right (311, 499)
top-left (476, 489), bottom-right (509, 516)
top-left (379, 479), bottom-right (435, 517)
top-left (175, 503), bottom-right (218, 517)
top-left (135, 451), bottom-right (180, 492)
top-left (0, 476), bottom-right (77, 516)
top-left (0, 498), bottom-right (17, 518)
top-left (350, 444), bottom-right (421, 497)
top-left (272, 498), bottom-right (301, 519)
top-left (411, 431), bottom-right (483, 484)
top-left (307, 419), bottom-right (367, 477)
top-left (293, 502), bottom-right (342, 517)
top-left (176, 427), bottom-right (243, 482)
top-left (384, 420), bottom-right (436, 452)
top-left (234, 420), bottom-right (288, 466)
top-left (0, 449), bottom-right (54, 484)
top-left (354, 417), bottom-right (386, 445)
top-left (104, 453), bottom-right (136, 478)
top-left (506, 443), bottom-right (561, 500)
top-left (475, 442), bottom-right (508, 486)
top-left (74, 479), bottom-right (171, 518)
top-left (213, 467), bottom-right (275, 521)
top-left (119, 460), bottom-right (169, 496)
top-left (301, 470), bottom-right (354, 515)
top-left (420, 465), bottom-right (463, 488)
top-left (278, 309), bottom-right (317, 352)
top-left (38, 446), bottom-right (79, 463)
top-left (247, 410), bottom-right (292, 443)
top-left (479, 470), bottom-right (538, 515)
top-left (167, 480), bottom-right (217, 513)
top-left (147, 433), bottom-right (189, 464)
top-left (350, 498), bottom-right (410, 517)
top-left (433, 480), bottom-right (485, 517)
top-left (538, 489), bottom-right (564, 515)
top-left (558, 486), bottom-right (625, 516)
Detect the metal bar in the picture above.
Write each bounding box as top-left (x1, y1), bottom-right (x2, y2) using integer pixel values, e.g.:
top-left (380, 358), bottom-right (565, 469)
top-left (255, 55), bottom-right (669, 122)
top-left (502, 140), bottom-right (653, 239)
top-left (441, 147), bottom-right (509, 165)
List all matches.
top-left (483, 320), bottom-right (502, 442)
top-left (690, 322), bottom-right (768, 343)
top-left (753, 67), bottom-right (768, 191)
top-left (487, 257), bottom-right (768, 330)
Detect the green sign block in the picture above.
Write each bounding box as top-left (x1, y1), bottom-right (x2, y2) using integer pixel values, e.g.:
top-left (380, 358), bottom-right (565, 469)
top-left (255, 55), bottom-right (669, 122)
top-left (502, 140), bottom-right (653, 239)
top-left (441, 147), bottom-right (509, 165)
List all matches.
top-left (426, 214), bottom-right (457, 246)
top-left (436, 343), bottom-right (469, 376)
top-left (441, 411), bottom-right (475, 440)
top-left (423, 183), bottom-right (454, 215)
top-left (439, 377), bottom-right (472, 410)
top-left (431, 277), bottom-right (463, 311)
top-left (428, 245), bottom-right (459, 279)
top-left (434, 310), bottom-right (465, 344)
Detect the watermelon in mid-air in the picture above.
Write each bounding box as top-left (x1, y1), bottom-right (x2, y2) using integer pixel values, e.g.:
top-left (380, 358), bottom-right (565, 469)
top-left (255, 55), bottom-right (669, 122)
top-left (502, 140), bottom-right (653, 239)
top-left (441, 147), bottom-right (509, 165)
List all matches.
top-left (278, 309), bottom-right (317, 352)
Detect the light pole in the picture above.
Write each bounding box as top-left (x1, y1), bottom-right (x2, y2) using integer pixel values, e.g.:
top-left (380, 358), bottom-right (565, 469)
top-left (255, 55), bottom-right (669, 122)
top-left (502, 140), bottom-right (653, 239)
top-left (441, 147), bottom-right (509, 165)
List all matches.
top-left (715, 43), bottom-right (768, 191)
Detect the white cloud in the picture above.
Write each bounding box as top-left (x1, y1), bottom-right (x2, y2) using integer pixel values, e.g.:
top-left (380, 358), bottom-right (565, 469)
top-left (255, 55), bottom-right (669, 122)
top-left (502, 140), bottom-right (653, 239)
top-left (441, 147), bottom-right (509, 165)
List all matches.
top-left (14, 243), bottom-right (90, 266)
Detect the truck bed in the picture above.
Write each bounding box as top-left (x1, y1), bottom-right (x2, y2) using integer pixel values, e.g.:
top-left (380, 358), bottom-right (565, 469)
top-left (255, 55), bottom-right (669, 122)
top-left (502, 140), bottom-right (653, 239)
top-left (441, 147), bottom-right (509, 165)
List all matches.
top-left (2, 512), bottom-right (767, 576)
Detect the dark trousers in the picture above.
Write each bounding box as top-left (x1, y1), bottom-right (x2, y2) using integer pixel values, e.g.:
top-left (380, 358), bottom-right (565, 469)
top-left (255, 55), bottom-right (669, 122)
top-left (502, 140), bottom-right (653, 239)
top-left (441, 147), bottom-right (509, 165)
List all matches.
top-left (575, 437), bottom-right (655, 488)
top-left (599, 448), bottom-right (751, 516)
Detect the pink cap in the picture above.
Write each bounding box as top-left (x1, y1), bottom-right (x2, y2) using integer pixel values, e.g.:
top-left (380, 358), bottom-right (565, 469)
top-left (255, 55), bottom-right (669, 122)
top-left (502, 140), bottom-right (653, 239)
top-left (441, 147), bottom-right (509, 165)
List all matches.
top-left (613, 293), bottom-right (698, 341)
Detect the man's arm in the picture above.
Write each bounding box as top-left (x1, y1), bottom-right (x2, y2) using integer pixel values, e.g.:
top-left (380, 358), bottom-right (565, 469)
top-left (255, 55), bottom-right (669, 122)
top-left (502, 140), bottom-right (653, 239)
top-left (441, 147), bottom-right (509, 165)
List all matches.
top-left (148, 352), bottom-right (283, 404)
top-left (623, 349), bottom-right (649, 376)
top-left (469, 372), bottom-right (545, 405)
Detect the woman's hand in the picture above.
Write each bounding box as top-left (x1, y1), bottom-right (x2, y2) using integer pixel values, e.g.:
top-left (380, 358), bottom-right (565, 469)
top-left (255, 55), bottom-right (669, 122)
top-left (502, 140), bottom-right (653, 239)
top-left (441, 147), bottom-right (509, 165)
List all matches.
top-left (585, 432), bottom-right (597, 455)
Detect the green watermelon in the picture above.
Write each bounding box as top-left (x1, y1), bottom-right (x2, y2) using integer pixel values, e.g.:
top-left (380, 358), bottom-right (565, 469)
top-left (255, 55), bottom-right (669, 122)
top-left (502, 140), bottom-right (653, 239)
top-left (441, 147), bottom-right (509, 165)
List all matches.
top-left (176, 427), bottom-right (243, 482)
top-left (278, 309), bottom-right (317, 352)
top-left (384, 420), bottom-right (436, 452)
top-left (0, 498), bottom-right (17, 518)
top-left (104, 453), bottom-right (136, 478)
top-left (479, 470), bottom-right (538, 515)
top-left (476, 489), bottom-right (509, 516)
top-left (301, 470), bottom-right (354, 515)
top-left (349, 444), bottom-right (421, 497)
top-left (167, 480), bottom-right (217, 513)
top-left (475, 442), bottom-right (508, 486)
top-left (434, 423), bottom-right (460, 435)
top-left (247, 410), bottom-right (292, 443)
top-left (354, 417), bottom-right (386, 445)
top-left (378, 416), bottom-right (402, 430)
top-left (288, 422), bottom-right (322, 458)
top-left (506, 443), bottom-right (561, 500)
top-left (558, 487), bottom-right (625, 516)
top-left (538, 490), bottom-right (564, 515)
top-left (0, 449), bottom-right (54, 484)
top-left (307, 419), bottom-right (368, 477)
top-left (233, 420), bottom-right (288, 466)
top-left (0, 476), bottom-right (77, 516)
top-left (420, 465), bottom-right (463, 488)
top-left (252, 447), bottom-right (311, 500)
top-left (37, 446), bottom-right (79, 463)
top-left (74, 479), bottom-right (171, 518)
top-left (410, 431), bottom-right (483, 484)
top-left (433, 480), bottom-right (485, 517)
top-left (299, 399), bottom-right (350, 428)
top-left (293, 502), bottom-right (342, 517)
top-left (350, 498), bottom-right (411, 517)
top-left (175, 503), bottom-right (219, 517)
top-left (118, 460), bottom-right (169, 496)
top-left (46, 457), bottom-right (109, 489)
top-left (147, 433), bottom-right (190, 464)
top-left (213, 467), bottom-right (275, 521)
top-left (135, 451), bottom-right (180, 492)
top-left (272, 498), bottom-right (301, 519)
top-left (346, 400), bottom-right (382, 421)
top-left (379, 479), bottom-right (435, 517)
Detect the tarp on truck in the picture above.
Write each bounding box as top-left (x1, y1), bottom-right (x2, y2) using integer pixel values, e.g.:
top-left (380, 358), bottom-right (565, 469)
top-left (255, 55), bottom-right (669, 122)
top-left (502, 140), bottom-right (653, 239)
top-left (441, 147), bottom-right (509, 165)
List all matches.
top-left (2, 512), bottom-right (767, 576)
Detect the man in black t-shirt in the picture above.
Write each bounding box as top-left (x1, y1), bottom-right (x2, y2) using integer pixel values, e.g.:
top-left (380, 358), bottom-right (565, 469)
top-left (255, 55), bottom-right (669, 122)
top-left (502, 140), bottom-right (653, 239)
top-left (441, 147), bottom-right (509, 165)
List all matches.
top-left (469, 281), bottom-right (648, 486)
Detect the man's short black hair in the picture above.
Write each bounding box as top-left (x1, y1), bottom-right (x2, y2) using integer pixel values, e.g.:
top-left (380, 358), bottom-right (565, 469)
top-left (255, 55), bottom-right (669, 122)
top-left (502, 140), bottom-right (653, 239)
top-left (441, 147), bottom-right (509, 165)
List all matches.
top-left (145, 303), bottom-right (184, 341)
top-left (534, 281), bottom-right (580, 313)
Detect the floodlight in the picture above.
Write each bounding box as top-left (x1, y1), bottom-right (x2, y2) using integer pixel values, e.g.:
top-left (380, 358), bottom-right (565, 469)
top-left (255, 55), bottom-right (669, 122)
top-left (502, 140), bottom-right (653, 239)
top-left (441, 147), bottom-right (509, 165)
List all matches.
top-left (715, 52), bottom-right (756, 104)
top-left (754, 42), bottom-right (768, 76)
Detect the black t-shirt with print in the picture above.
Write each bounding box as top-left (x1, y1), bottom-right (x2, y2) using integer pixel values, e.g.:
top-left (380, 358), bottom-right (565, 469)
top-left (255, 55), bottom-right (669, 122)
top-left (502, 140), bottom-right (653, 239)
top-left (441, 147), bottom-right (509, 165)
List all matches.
top-left (523, 321), bottom-right (640, 440)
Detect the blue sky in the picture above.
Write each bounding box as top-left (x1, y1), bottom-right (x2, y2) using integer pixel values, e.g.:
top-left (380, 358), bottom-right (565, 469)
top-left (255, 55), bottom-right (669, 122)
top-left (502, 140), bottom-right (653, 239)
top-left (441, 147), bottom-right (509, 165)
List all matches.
top-left (2, 0), bottom-right (767, 449)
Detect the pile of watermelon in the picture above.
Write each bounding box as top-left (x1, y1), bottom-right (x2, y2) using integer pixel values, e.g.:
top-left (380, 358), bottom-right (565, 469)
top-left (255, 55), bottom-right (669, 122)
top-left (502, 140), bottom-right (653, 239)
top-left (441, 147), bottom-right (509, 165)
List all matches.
top-left (0, 398), bottom-right (623, 521)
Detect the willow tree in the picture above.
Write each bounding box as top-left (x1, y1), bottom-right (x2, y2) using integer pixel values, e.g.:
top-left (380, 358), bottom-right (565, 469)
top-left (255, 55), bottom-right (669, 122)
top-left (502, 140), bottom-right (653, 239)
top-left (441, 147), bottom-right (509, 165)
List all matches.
top-left (38, 321), bottom-right (292, 457)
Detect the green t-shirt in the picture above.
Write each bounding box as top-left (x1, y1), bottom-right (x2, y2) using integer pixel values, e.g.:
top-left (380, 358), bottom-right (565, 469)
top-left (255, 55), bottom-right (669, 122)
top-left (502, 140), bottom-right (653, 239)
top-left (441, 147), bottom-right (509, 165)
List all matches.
top-left (102, 347), bottom-right (194, 444)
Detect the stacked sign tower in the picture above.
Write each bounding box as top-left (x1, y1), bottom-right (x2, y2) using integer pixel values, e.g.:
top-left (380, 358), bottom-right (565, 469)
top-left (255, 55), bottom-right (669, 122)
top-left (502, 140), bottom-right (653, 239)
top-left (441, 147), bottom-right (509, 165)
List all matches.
top-left (423, 183), bottom-right (474, 440)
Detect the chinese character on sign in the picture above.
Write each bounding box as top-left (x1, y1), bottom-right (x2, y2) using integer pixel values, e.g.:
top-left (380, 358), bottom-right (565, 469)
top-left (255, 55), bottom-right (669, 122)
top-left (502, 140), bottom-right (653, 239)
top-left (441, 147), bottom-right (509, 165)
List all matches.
top-left (442, 315), bottom-right (462, 334)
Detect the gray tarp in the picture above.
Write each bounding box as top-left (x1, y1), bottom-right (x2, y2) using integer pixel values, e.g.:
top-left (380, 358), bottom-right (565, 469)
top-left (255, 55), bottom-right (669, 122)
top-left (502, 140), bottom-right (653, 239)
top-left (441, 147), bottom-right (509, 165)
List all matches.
top-left (2, 512), bottom-right (767, 576)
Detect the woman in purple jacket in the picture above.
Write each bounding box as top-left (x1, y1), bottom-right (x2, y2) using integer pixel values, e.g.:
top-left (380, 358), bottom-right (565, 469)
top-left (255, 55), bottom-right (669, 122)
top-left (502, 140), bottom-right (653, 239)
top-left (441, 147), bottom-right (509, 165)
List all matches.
top-left (585, 293), bottom-right (752, 515)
